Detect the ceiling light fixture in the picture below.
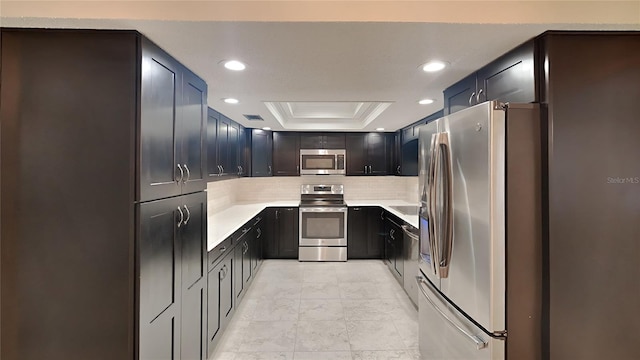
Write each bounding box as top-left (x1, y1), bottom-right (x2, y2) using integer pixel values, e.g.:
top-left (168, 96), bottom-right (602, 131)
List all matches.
top-left (223, 60), bottom-right (246, 71)
top-left (223, 98), bottom-right (239, 104)
top-left (376, 128), bottom-right (385, 131)
top-left (262, 127), bottom-right (271, 130)
top-left (422, 61), bottom-right (446, 72)
top-left (418, 99), bottom-right (435, 105)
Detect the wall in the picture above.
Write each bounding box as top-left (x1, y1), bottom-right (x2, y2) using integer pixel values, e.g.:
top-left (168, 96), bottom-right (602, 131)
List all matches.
top-left (207, 176), bottom-right (418, 214)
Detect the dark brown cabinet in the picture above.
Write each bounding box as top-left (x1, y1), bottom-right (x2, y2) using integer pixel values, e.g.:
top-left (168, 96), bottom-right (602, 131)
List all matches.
top-left (346, 133), bottom-right (391, 175)
top-left (0, 29), bottom-right (208, 360)
top-left (444, 40), bottom-right (535, 115)
top-left (206, 251), bottom-right (234, 358)
top-left (300, 132), bottom-right (346, 149)
top-left (250, 129), bottom-right (273, 177)
top-left (272, 132), bottom-right (300, 176)
top-left (207, 109), bottom-right (246, 180)
top-left (398, 110), bottom-right (443, 176)
top-left (347, 207), bottom-right (385, 259)
top-left (264, 207), bottom-right (299, 259)
top-left (385, 214), bottom-right (404, 281)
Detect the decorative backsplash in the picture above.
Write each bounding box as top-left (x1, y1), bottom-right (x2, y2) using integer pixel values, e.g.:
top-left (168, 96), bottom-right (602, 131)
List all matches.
top-left (207, 176), bottom-right (418, 214)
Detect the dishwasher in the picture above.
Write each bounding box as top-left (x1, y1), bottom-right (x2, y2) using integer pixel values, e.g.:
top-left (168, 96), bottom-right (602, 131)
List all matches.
top-left (402, 224), bottom-right (420, 307)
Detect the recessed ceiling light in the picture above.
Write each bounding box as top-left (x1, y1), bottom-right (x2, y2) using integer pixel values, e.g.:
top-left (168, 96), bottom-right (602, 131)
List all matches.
top-left (262, 127), bottom-right (271, 130)
top-left (422, 61), bottom-right (446, 72)
top-left (223, 98), bottom-right (239, 104)
top-left (376, 127), bottom-right (385, 131)
top-left (223, 60), bottom-right (246, 71)
top-left (418, 99), bottom-right (435, 105)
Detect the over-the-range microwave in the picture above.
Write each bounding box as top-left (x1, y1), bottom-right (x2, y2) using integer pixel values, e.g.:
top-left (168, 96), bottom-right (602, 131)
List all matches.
top-left (300, 149), bottom-right (346, 175)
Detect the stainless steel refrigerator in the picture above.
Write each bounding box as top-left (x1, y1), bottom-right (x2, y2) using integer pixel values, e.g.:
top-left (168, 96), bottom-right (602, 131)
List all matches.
top-left (416, 101), bottom-right (542, 360)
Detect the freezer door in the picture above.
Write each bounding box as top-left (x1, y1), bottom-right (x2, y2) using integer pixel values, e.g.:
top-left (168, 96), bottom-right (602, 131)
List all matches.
top-left (438, 102), bottom-right (506, 333)
top-left (418, 274), bottom-right (504, 360)
top-left (418, 120), bottom-right (440, 286)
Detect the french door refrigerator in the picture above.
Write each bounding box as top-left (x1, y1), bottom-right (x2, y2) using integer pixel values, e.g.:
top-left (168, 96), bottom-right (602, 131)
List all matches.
top-left (416, 101), bottom-right (542, 360)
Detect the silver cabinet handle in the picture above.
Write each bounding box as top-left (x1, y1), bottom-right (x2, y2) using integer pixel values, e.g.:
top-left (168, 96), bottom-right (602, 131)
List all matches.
top-left (390, 228), bottom-right (395, 239)
top-left (220, 165), bottom-right (224, 175)
top-left (183, 164), bottom-right (190, 182)
top-left (217, 165), bottom-right (222, 176)
top-left (243, 242), bottom-right (249, 254)
top-left (468, 91), bottom-right (476, 105)
top-left (256, 228), bottom-right (262, 238)
top-left (237, 165), bottom-right (241, 175)
top-left (416, 276), bottom-right (488, 350)
top-left (275, 210), bottom-right (279, 220)
top-left (296, 165), bottom-right (299, 174)
top-left (268, 165), bottom-right (272, 175)
top-left (219, 268), bottom-right (225, 280)
top-left (219, 246), bottom-right (226, 253)
top-left (476, 88), bottom-right (483, 103)
top-left (369, 165), bottom-right (372, 174)
top-left (353, 207), bottom-right (361, 211)
top-left (183, 205), bottom-right (191, 225)
top-left (363, 165), bottom-right (367, 174)
top-left (177, 206), bottom-right (184, 228)
top-left (176, 164), bottom-right (184, 184)
top-left (397, 165), bottom-right (401, 174)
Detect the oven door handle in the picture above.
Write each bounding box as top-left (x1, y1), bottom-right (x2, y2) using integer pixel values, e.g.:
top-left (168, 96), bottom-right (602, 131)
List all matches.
top-left (299, 207), bottom-right (347, 213)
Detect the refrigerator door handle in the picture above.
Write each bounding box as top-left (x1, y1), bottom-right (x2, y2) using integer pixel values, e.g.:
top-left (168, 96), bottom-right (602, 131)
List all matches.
top-left (435, 132), bottom-right (454, 278)
top-left (416, 276), bottom-right (488, 350)
top-left (427, 133), bottom-right (440, 277)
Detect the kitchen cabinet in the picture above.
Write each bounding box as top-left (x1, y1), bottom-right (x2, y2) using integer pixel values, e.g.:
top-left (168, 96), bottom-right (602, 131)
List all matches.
top-left (0, 29), bottom-right (209, 360)
top-left (444, 39), bottom-right (535, 115)
top-left (398, 110), bottom-right (443, 176)
top-left (250, 129), bottom-right (273, 177)
top-left (207, 110), bottom-right (246, 179)
top-left (139, 192), bottom-right (207, 360)
top-left (300, 132), bottom-right (346, 149)
top-left (345, 133), bottom-right (392, 176)
top-left (251, 215), bottom-right (265, 271)
top-left (206, 251), bottom-right (234, 358)
top-left (233, 225), bottom-right (253, 303)
top-left (385, 214), bottom-right (404, 283)
top-left (140, 37), bottom-right (207, 202)
top-left (272, 132), bottom-right (300, 176)
top-left (347, 207), bottom-right (385, 259)
top-left (237, 123), bottom-right (249, 177)
top-left (264, 207), bottom-right (299, 259)
top-left (207, 108), bottom-right (221, 178)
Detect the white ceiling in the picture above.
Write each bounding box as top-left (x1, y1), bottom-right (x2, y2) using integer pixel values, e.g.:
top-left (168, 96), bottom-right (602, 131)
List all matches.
top-left (2, 16), bottom-right (639, 131)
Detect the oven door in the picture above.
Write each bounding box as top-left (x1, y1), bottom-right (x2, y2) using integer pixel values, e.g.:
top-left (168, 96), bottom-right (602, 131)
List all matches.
top-left (299, 207), bottom-right (347, 246)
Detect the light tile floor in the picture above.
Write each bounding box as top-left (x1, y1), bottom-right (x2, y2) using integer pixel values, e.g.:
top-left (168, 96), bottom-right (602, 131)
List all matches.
top-left (210, 260), bottom-right (420, 360)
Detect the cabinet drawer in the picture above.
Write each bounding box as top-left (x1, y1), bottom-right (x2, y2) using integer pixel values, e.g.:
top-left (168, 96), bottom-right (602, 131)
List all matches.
top-left (208, 236), bottom-right (232, 271)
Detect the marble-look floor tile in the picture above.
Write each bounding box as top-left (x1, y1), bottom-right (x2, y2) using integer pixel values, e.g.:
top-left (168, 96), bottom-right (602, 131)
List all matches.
top-left (247, 282), bottom-right (302, 300)
top-left (392, 318), bottom-right (419, 349)
top-left (300, 282), bottom-right (341, 299)
top-left (216, 320), bottom-right (251, 352)
top-left (342, 299), bottom-right (399, 321)
top-left (351, 350), bottom-right (419, 360)
top-left (303, 268), bottom-right (338, 283)
top-left (298, 299), bottom-right (344, 321)
top-left (208, 350), bottom-right (236, 360)
top-left (239, 321), bottom-right (297, 352)
top-left (233, 352), bottom-right (294, 360)
top-left (295, 320), bottom-right (350, 352)
top-left (293, 351), bottom-right (352, 360)
top-left (252, 298), bottom-right (300, 321)
top-left (346, 321), bottom-right (406, 351)
top-left (338, 281), bottom-right (400, 299)
top-left (234, 298), bottom-right (258, 321)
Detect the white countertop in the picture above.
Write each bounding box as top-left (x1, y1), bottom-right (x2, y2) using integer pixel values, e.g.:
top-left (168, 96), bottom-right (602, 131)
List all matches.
top-left (207, 199), bottom-right (419, 252)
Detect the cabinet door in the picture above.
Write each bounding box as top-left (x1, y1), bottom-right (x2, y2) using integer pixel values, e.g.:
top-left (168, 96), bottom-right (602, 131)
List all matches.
top-left (345, 133), bottom-right (367, 175)
top-left (347, 207), bottom-right (368, 259)
top-left (394, 131), bottom-right (402, 175)
top-left (207, 108), bottom-right (221, 179)
top-left (324, 133), bottom-right (346, 149)
top-left (237, 124), bottom-right (248, 176)
top-left (139, 196), bottom-right (181, 360)
top-left (272, 132), bottom-right (300, 176)
top-left (477, 40), bottom-right (535, 104)
top-left (234, 241), bottom-right (245, 301)
top-left (263, 208), bottom-right (279, 258)
top-left (367, 133), bottom-right (388, 175)
top-left (179, 192), bottom-right (207, 360)
top-left (392, 224), bottom-right (404, 279)
top-left (299, 133), bottom-right (324, 149)
top-left (207, 253), bottom-right (233, 358)
top-left (227, 120), bottom-right (239, 176)
top-left (254, 221), bottom-right (264, 269)
top-left (366, 207), bottom-right (385, 258)
top-left (443, 73), bottom-right (477, 115)
top-left (217, 116), bottom-right (230, 175)
top-left (251, 129), bottom-right (273, 177)
top-left (278, 208), bottom-right (299, 259)
top-left (140, 39), bottom-right (182, 201)
top-left (180, 69), bottom-right (207, 194)
top-left (243, 239), bottom-right (252, 285)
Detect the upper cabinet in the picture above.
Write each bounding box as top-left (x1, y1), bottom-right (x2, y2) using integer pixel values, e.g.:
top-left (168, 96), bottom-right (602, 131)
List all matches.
top-left (397, 110), bottom-right (443, 177)
top-left (300, 132), bottom-right (346, 149)
top-left (346, 133), bottom-right (392, 176)
top-left (444, 40), bottom-right (536, 115)
top-left (207, 109), bottom-right (247, 180)
top-left (140, 37), bottom-right (207, 202)
top-left (249, 129), bottom-right (273, 177)
top-left (272, 132), bottom-right (300, 176)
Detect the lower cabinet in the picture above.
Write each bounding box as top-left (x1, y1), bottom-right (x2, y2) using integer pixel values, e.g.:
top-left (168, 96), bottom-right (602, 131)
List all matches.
top-left (234, 229), bottom-right (253, 303)
top-left (207, 251), bottom-right (234, 358)
top-left (264, 207), bottom-right (299, 259)
top-left (347, 207), bottom-right (384, 259)
top-left (385, 214), bottom-right (404, 282)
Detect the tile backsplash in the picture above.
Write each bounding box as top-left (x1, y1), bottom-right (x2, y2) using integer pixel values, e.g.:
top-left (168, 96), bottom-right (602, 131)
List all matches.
top-left (207, 176), bottom-right (418, 214)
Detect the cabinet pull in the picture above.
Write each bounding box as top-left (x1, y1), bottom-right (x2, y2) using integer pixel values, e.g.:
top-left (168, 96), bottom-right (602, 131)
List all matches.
top-left (390, 228), bottom-right (395, 239)
top-left (177, 207), bottom-right (184, 228)
top-left (220, 165), bottom-right (225, 175)
top-left (219, 268), bottom-right (225, 280)
top-left (363, 165), bottom-right (367, 174)
top-left (219, 246), bottom-right (227, 253)
top-left (183, 205), bottom-right (191, 225)
top-left (275, 210), bottom-right (279, 220)
top-left (268, 165), bottom-right (272, 175)
top-left (353, 207), bottom-right (361, 211)
top-left (468, 92), bottom-right (476, 106)
top-left (217, 165), bottom-right (222, 176)
top-left (476, 88), bottom-right (483, 103)
top-left (176, 164), bottom-right (184, 184)
top-left (296, 165), bottom-right (299, 173)
top-left (183, 164), bottom-right (190, 182)
top-left (256, 228), bottom-right (262, 238)
top-left (243, 242), bottom-right (249, 254)
top-left (380, 211), bottom-right (385, 220)
top-left (369, 165), bottom-right (372, 174)
top-left (397, 165), bottom-right (401, 174)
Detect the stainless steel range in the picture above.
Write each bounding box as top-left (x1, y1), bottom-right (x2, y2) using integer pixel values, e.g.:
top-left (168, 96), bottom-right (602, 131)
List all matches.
top-left (299, 184), bottom-right (347, 261)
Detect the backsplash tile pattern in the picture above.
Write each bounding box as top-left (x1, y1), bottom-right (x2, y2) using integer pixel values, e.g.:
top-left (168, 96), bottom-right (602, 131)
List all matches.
top-left (207, 176), bottom-right (418, 214)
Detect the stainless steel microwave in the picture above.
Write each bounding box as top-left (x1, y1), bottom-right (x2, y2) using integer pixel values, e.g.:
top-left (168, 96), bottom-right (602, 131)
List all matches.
top-left (300, 149), bottom-right (346, 175)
